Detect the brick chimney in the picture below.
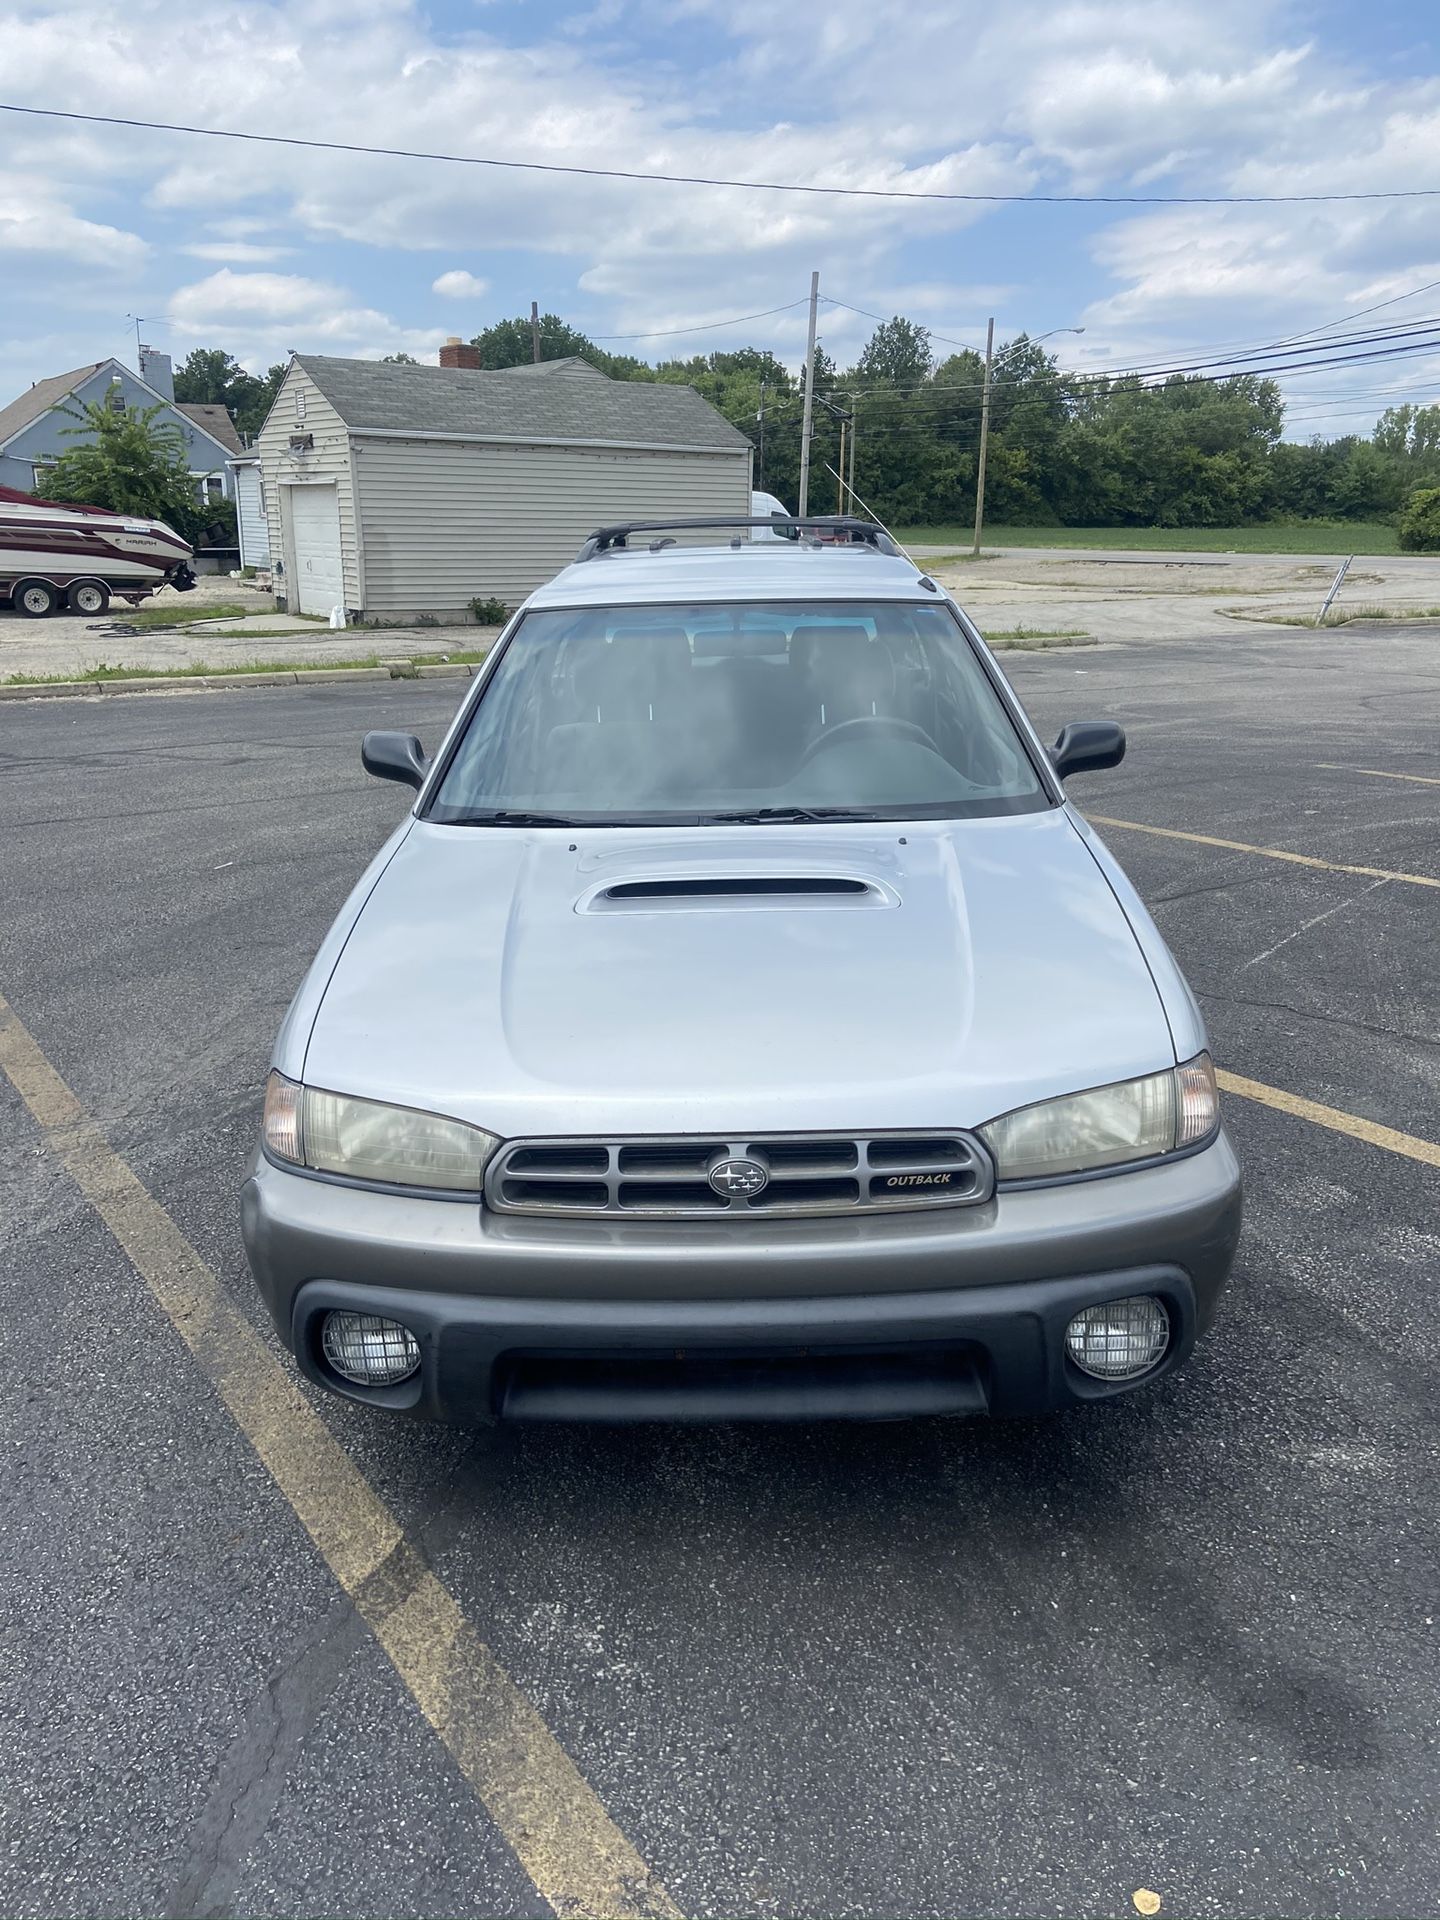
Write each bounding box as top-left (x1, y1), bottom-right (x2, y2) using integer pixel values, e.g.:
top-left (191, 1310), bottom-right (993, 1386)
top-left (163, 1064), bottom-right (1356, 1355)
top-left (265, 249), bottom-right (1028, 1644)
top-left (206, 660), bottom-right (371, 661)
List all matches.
top-left (439, 336), bottom-right (481, 370)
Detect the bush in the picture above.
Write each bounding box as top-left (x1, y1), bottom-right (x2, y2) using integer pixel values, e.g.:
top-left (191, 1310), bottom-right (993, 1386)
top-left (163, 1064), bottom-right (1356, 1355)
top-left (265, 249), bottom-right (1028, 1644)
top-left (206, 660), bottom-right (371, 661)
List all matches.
top-left (1397, 488), bottom-right (1440, 552)
top-left (469, 596), bottom-right (511, 624)
top-left (197, 496), bottom-right (238, 549)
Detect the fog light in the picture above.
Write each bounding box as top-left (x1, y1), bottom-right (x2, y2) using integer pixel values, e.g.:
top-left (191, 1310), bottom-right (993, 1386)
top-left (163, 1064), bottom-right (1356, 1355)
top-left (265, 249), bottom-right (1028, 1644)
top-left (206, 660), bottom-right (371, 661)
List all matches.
top-left (1065, 1296), bottom-right (1170, 1381)
top-left (322, 1311), bottom-right (420, 1386)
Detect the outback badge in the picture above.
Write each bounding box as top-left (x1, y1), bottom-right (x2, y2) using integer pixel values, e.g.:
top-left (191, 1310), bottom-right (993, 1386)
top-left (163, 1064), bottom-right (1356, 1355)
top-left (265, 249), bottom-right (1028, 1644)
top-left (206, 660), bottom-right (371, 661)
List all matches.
top-left (882, 1171), bottom-right (955, 1189)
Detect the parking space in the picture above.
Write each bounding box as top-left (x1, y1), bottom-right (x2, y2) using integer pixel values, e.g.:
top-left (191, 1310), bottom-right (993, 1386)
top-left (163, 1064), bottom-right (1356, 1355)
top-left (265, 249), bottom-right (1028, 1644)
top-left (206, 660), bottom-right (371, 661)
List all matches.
top-left (1, 623), bottom-right (1437, 1919)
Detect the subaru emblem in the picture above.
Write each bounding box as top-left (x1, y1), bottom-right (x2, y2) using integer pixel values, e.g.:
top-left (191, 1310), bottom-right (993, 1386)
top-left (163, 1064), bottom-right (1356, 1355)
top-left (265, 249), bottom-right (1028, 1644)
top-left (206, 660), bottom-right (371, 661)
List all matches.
top-left (709, 1157), bottom-right (769, 1199)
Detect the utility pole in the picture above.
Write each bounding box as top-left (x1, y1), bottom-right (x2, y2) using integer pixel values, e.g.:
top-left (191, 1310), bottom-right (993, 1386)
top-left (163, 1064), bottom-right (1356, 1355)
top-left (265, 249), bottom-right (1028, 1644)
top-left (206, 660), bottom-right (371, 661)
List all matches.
top-left (530, 301), bottom-right (542, 364)
top-left (836, 419), bottom-right (846, 511)
top-left (797, 269), bottom-right (820, 516)
top-left (971, 315), bottom-right (995, 557)
top-left (846, 400), bottom-right (857, 511)
top-left (757, 381), bottom-right (766, 493)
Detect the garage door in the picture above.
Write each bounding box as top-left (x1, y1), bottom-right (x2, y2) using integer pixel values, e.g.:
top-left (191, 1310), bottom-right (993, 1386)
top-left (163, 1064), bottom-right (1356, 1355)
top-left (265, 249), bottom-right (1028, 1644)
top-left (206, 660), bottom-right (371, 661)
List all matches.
top-left (288, 484), bottom-right (344, 616)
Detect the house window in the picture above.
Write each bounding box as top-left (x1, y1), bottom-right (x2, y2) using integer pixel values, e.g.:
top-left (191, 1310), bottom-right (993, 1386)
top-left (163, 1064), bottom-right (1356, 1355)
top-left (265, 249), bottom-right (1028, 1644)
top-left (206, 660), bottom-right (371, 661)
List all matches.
top-left (194, 473), bottom-right (224, 504)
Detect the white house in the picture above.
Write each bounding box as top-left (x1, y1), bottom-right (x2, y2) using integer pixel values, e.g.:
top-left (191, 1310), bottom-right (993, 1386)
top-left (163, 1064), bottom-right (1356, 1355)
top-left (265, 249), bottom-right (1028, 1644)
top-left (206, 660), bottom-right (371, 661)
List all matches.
top-left (254, 345), bottom-right (754, 619)
top-left (228, 456), bottom-right (272, 569)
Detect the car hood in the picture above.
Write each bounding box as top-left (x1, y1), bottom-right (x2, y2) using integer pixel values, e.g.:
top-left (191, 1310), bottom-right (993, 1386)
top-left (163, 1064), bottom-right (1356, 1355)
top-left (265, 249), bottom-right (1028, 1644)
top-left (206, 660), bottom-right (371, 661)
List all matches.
top-left (301, 811), bottom-right (1176, 1138)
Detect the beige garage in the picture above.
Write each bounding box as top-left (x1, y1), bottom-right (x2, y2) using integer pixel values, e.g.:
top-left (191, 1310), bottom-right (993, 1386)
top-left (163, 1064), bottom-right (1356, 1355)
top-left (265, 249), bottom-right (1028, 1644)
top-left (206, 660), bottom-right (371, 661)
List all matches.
top-left (255, 350), bottom-right (754, 622)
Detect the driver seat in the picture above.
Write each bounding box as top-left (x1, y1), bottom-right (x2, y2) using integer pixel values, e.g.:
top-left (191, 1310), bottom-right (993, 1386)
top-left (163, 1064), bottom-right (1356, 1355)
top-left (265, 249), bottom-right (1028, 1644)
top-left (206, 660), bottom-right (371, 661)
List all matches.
top-left (791, 626), bottom-right (896, 736)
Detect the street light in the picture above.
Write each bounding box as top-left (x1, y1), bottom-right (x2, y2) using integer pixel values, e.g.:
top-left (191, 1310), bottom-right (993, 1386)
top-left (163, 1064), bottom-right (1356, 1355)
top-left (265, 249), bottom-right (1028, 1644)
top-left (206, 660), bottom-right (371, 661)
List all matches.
top-left (972, 324), bottom-right (1083, 556)
top-left (1012, 325), bottom-right (1086, 351)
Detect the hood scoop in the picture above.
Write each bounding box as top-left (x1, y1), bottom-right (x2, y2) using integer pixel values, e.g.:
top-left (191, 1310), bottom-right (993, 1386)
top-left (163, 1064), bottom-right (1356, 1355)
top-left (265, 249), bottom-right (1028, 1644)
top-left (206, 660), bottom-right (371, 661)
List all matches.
top-left (580, 873), bottom-right (896, 913)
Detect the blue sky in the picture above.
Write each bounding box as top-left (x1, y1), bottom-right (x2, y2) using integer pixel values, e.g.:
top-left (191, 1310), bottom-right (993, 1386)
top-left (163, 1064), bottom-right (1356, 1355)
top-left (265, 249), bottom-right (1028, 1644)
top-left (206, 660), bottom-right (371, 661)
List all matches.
top-left (3, 0), bottom-right (1439, 438)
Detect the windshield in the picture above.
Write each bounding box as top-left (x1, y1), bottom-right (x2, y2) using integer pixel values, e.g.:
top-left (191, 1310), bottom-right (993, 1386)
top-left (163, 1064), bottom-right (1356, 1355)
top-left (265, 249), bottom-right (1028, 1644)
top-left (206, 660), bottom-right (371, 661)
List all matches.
top-left (427, 600), bottom-right (1051, 826)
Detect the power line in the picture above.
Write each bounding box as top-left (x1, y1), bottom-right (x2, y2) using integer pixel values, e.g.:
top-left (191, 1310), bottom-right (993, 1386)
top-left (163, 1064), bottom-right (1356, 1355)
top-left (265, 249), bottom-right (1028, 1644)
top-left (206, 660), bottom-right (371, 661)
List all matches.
top-left (818, 295), bottom-right (983, 353)
top-left (782, 296), bottom-right (1440, 402)
top-left (1274, 274), bottom-right (1440, 346)
top-left (592, 299), bottom-right (810, 340)
top-left (749, 321), bottom-right (1440, 413)
top-left (7, 101), bottom-right (1440, 206)
top-left (746, 343), bottom-right (1440, 442)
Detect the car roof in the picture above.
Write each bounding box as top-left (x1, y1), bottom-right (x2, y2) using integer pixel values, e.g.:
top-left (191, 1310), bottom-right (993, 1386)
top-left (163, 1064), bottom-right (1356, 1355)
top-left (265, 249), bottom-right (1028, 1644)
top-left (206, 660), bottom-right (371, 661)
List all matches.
top-left (528, 541), bottom-right (938, 610)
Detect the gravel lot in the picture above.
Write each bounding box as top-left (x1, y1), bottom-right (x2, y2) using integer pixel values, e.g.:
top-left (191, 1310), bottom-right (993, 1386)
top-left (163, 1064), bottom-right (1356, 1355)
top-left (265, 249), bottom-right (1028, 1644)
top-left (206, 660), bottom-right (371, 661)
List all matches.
top-left (1, 620), bottom-right (1437, 1919)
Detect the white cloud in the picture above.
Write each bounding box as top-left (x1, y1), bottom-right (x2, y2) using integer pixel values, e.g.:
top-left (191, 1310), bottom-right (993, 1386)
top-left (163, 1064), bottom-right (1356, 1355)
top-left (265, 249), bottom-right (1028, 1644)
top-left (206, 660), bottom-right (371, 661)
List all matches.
top-left (181, 240), bottom-right (296, 263)
top-left (0, 172), bottom-right (148, 269)
top-left (169, 269), bottom-right (342, 322)
top-left (166, 269), bottom-right (447, 366)
top-left (432, 269), bottom-right (490, 298)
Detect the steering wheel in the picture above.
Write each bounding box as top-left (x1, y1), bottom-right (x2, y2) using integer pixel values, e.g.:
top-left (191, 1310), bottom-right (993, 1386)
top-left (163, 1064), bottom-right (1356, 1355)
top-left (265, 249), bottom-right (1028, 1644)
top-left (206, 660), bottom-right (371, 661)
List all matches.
top-left (797, 714), bottom-right (942, 768)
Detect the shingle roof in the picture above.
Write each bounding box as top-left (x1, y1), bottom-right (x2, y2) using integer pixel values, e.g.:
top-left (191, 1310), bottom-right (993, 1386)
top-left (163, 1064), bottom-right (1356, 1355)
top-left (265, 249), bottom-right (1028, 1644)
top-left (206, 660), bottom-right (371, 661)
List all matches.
top-left (294, 355), bottom-right (751, 453)
top-left (493, 357), bottom-right (607, 380)
top-left (0, 363), bottom-right (105, 449)
top-left (177, 402), bottom-right (245, 455)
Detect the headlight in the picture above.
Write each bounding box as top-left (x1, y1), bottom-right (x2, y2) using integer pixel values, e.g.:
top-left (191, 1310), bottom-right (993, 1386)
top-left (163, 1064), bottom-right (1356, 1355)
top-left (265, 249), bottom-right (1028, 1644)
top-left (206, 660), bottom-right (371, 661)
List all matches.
top-left (263, 1070), bottom-right (499, 1191)
top-left (980, 1053), bottom-right (1218, 1182)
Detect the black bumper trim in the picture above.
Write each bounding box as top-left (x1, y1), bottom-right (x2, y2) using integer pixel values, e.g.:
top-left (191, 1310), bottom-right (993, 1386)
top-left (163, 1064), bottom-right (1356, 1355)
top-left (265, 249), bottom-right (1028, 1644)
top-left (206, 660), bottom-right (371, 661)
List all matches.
top-left (290, 1265), bottom-right (1199, 1423)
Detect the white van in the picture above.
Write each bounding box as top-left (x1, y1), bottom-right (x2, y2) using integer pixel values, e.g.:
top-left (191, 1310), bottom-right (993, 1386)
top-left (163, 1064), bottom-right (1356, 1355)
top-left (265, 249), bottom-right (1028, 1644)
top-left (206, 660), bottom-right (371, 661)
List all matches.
top-left (750, 489), bottom-right (793, 540)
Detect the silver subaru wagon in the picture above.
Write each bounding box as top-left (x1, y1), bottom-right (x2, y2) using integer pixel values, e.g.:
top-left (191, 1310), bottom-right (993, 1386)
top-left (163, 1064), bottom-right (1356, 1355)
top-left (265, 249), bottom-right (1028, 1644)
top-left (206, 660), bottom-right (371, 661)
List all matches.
top-left (241, 517), bottom-right (1241, 1423)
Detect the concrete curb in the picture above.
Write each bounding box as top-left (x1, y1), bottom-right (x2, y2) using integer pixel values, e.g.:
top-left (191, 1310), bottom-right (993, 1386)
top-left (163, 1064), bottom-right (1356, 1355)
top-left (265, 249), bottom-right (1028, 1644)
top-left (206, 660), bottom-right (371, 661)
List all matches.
top-left (987, 633), bottom-right (1098, 651)
top-left (0, 662), bottom-right (481, 702)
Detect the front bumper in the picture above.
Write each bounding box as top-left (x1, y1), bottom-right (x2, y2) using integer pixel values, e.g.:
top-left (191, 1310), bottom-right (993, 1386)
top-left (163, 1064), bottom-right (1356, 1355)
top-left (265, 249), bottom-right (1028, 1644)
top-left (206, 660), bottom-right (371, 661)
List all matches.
top-left (240, 1130), bottom-right (1242, 1422)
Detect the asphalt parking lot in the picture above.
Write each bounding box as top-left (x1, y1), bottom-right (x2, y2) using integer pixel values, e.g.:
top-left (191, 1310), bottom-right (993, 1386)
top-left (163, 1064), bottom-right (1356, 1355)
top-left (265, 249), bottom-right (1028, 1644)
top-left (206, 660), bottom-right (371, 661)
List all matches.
top-left (1, 621), bottom-right (1437, 1920)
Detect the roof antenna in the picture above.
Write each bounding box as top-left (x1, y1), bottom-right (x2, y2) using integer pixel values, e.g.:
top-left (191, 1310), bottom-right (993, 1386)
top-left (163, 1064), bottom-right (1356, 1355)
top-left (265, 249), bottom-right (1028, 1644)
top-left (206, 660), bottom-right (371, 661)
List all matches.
top-left (821, 464), bottom-right (919, 569)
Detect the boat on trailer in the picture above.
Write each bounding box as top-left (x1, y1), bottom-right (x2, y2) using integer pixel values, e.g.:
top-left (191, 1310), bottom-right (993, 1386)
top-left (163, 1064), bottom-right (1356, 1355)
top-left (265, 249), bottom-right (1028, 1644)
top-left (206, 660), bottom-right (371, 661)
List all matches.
top-left (0, 485), bottom-right (196, 618)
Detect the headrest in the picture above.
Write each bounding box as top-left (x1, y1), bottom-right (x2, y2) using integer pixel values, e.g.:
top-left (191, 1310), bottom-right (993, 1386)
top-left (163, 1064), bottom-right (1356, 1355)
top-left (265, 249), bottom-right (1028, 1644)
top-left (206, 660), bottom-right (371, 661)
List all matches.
top-left (791, 625), bottom-right (882, 670)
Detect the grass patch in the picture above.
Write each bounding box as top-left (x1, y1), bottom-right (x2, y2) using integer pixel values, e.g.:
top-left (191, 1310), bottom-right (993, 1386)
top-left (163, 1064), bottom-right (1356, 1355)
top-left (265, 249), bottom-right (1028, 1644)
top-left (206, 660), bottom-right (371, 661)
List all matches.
top-left (111, 601), bottom-right (256, 629)
top-left (983, 627), bottom-right (1093, 650)
top-left (111, 602), bottom-right (328, 630)
top-left (897, 521), bottom-right (1400, 556)
top-left (1, 647), bottom-right (492, 688)
top-left (983, 625), bottom-right (1089, 642)
top-left (1250, 603), bottom-right (1440, 629)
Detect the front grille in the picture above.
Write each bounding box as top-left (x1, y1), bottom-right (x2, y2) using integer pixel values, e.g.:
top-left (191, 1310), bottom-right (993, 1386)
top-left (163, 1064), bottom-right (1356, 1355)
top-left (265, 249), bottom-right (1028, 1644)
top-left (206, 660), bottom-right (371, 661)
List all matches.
top-left (485, 1132), bottom-right (994, 1218)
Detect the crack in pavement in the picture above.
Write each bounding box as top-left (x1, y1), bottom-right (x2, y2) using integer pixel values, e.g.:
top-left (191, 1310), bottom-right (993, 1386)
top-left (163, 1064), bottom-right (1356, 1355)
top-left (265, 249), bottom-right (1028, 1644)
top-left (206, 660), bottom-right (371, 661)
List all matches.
top-left (1196, 983), bottom-right (1440, 1051)
top-left (164, 1597), bottom-right (367, 1919)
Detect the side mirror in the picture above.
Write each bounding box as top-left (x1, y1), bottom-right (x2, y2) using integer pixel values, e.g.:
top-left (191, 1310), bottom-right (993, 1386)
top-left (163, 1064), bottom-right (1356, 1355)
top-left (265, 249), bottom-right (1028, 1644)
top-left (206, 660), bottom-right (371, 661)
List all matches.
top-left (362, 730), bottom-right (429, 790)
top-left (1049, 721), bottom-right (1126, 781)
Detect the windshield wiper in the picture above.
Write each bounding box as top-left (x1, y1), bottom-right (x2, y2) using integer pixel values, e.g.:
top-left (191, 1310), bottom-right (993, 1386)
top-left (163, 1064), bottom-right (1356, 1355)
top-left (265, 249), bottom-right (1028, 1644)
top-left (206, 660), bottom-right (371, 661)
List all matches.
top-left (444, 809), bottom-right (590, 827)
top-left (698, 806), bottom-right (884, 824)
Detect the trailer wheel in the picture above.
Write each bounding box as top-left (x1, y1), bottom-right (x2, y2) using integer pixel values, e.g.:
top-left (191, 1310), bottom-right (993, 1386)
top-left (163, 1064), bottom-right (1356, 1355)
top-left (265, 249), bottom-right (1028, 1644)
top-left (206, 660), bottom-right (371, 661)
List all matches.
top-left (66, 580), bottom-right (110, 616)
top-left (15, 580), bottom-right (59, 618)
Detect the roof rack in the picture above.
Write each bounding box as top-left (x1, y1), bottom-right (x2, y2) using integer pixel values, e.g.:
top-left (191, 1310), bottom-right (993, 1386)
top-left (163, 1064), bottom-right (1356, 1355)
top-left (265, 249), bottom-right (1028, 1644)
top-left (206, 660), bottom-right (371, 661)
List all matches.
top-left (574, 515), bottom-right (902, 561)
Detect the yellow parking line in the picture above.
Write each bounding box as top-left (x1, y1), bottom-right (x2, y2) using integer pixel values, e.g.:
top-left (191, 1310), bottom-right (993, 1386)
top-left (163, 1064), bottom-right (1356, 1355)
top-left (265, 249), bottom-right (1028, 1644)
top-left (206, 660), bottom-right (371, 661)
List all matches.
top-left (1217, 1069), bottom-right (1440, 1170)
top-left (0, 991), bottom-right (679, 1920)
top-left (1088, 815), bottom-right (1440, 890)
top-left (1315, 763), bottom-right (1440, 789)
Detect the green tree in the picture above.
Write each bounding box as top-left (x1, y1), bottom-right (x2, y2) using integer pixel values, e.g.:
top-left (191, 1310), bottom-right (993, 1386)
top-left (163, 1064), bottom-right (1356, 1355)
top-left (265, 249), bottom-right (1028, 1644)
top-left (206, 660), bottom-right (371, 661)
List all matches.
top-left (172, 347), bottom-right (236, 406)
top-left (173, 348), bottom-right (284, 439)
top-left (43, 398), bottom-right (207, 539)
top-left (1374, 402), bottom-right (1440, 464)
top-left (856, 317), bottom-right (933, 388)
top-left (381, 352), bottom-right (419, 365)
top-left (1397, 486), bottom-right (1440, 551)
